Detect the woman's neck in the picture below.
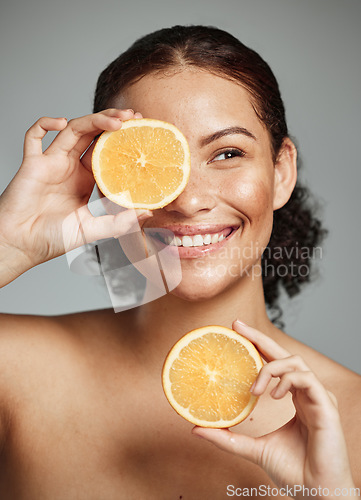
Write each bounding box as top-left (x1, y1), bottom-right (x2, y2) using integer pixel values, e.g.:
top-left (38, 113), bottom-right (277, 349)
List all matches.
top-left (132, 272), bottom-right (274, 358)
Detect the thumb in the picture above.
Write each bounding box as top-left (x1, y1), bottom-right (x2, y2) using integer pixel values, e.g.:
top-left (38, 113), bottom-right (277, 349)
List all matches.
top-left (62, 206), bottom-right (153, 252)
top-left (192, 427), bottom-right (262, 465)
top-left (80, 208), bottom-right (152, 242)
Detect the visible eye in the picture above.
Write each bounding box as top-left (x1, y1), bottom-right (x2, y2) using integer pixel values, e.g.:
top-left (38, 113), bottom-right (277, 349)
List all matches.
top-left (211, 148), bottom-right (246, 162)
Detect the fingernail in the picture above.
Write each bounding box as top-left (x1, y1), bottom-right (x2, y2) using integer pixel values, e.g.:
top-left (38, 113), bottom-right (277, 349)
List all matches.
top-left (235, 319), bottom-right (247, 326)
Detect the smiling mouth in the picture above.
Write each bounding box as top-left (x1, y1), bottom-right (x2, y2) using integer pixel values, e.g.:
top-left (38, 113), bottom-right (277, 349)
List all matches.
top-left (150, 226), bottom-right (239, 248)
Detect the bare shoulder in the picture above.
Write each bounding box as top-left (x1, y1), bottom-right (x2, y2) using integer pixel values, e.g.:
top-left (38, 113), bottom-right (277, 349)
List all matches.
top-left (0, 312), bottom-right (85, 393)
top-left (0, 308), bottom-right (132, 447)
top-left (0, 310), bottom-right (128, 373)
top-left (0, 307), bottom-right (125, 341)
top-left (0, 306), bottom-right (133, 385)
top-left (0, 308), bottom-right (124, 398)
top-left (0, 312), bottom-right (79, 451)
top-left (0, 311), bottom-right (72, 363)
top-left (0, 309), bottom-right (94, 354)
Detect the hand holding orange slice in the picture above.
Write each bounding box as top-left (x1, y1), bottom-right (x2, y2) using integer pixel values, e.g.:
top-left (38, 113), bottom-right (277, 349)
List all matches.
top-left (92, 118), bottom-right (191, 209)
top-left (162, 326), bottom-right (263, 428)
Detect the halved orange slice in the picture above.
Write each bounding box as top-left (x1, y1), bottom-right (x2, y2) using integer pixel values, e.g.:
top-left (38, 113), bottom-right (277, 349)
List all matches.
top-left (91, 118), bottom-right (191, 209)
top-left (162, 326), bottom-right (263, 428)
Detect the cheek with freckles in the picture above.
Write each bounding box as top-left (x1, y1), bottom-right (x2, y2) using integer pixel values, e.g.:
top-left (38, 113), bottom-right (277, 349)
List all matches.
top-left (223, 174), bottom-right (275, 271)
top-left (221, 173), bottom-right (274, 227)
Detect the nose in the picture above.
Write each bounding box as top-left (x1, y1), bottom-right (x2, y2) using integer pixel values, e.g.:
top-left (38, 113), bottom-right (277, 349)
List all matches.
top-left (164, 165), bottom-right (216, 217)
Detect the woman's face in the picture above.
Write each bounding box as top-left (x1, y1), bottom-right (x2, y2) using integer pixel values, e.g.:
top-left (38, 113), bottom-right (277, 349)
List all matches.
top-left (113, 69), bottom-right (281, 301)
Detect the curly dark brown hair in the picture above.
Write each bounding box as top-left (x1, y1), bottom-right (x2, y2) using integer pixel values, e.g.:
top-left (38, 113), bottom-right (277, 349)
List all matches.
top-left (262, 169), bottom-right (326, 325)
top-left (93, 25), bottom-right (327, 324)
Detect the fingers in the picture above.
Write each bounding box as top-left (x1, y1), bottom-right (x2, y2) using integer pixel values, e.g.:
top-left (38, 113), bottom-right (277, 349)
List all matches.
top-left (44, 108), bottom-right (139, 157)
top-left (23, 117), bottom-right (67, 157)
top-left (233, 320), bottom-right (338, 410)
top-left (192, 427), bottom-right (262, 465)
top-left (78, 110), bottom-right (144, 171)
top-left (81, 207), bottom-right (152, 243)
top-left (232, 319), bottom-right (290, 362)
top-left (270, 370), bottom-right (321, 401)
top-left (251, 351), bottom-right (336, 411)
top-left (252, 355), bottom-right (309, 396)
top-left (67, 108), bottom-right (138, 160)
top-left (24, 109), bottom-right (142, 161)
top-left (45, 108), bottom-right (132, 156)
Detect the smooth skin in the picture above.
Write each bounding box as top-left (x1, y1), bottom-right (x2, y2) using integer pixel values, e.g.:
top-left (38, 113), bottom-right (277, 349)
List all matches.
top-left (0, 69), bottom-right (360, 499)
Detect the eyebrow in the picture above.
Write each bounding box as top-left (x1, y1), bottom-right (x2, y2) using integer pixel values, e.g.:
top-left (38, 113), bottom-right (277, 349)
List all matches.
top-left (199, 126), bottom-right (257, 147)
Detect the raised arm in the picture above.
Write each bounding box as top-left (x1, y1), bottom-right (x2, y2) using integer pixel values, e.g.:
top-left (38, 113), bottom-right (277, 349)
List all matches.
top-left (0, 109), bottom-right (152, 287)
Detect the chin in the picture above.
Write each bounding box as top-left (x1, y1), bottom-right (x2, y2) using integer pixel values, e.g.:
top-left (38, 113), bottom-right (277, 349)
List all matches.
top-left (170, 273), bottom-right (234, 302)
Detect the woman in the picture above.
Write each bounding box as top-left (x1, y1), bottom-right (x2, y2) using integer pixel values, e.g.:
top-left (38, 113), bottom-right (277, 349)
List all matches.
top-left (0, 25), bottom-right (359, 498)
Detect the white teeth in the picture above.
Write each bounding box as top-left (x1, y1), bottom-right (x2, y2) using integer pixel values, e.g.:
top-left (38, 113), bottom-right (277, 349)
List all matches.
top-left (193, 235), bottom-right (204, 246)
top-left (165, 230), bottom-right (231, 247)
top-left (182, 235), bottom-right (193, 247)
top-left (203, 234), bottom-right (212, 245)
top-left (211, 233), bottom-right (219, 244)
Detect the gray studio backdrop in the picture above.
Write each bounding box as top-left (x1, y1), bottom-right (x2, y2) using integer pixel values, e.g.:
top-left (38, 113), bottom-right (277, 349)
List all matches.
top-left (1, 0), bottom-right (360, 373)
